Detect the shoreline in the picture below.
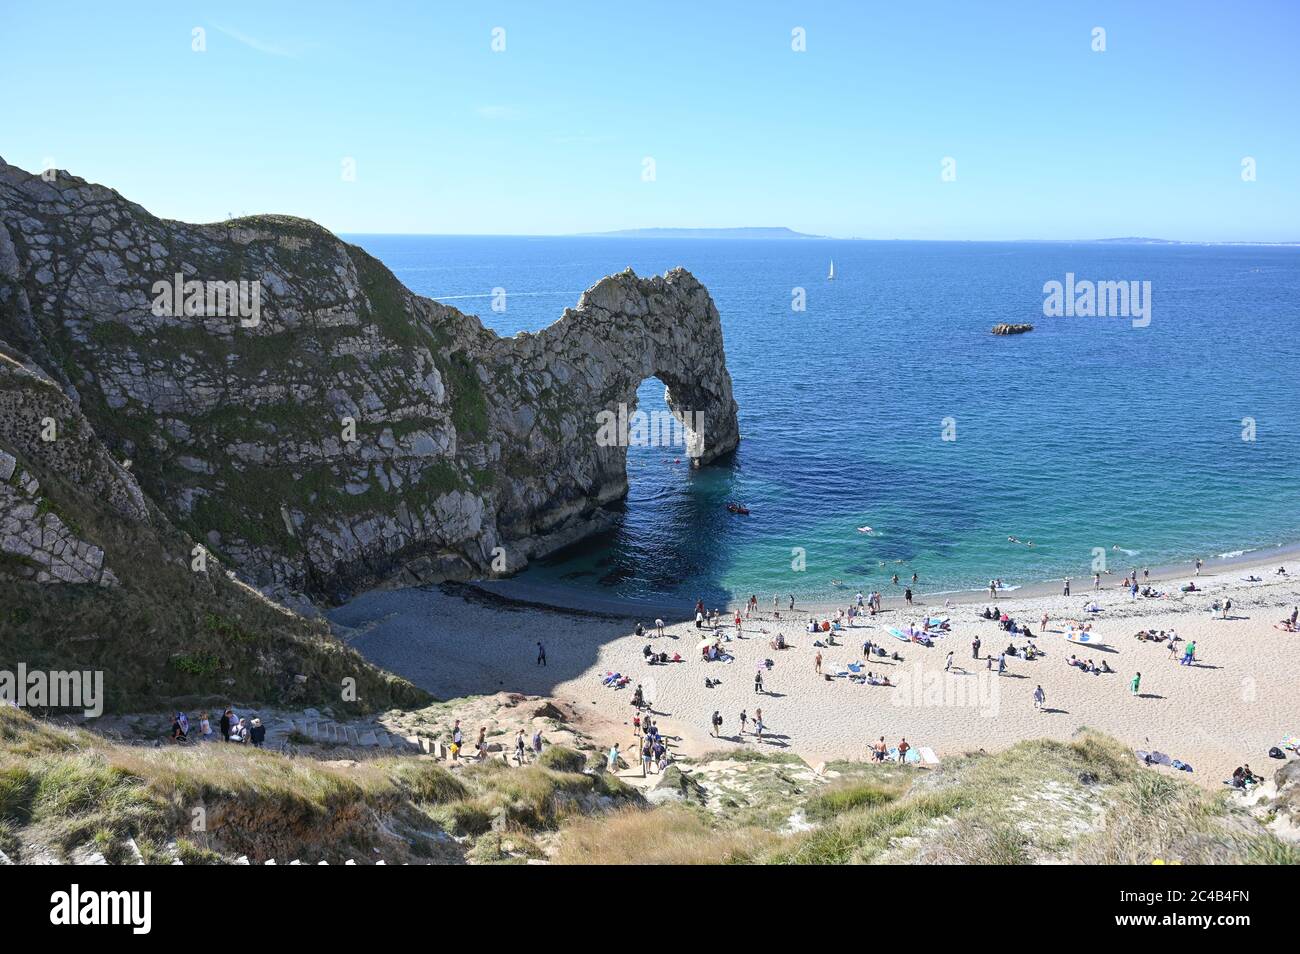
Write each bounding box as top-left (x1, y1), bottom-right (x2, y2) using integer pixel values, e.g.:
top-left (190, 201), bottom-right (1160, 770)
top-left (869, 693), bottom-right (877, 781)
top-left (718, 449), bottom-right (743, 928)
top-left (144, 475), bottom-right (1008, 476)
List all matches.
top-left (337, 552), bottom-right (1300, 788)
top-left (468, 541), bottom-right (1300, 622)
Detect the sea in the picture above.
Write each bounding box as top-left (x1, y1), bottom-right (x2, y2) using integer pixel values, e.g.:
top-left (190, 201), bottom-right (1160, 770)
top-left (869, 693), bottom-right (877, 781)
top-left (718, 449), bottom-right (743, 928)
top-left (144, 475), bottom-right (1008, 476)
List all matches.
top-left (344, 235), bottom-right (1300, 610)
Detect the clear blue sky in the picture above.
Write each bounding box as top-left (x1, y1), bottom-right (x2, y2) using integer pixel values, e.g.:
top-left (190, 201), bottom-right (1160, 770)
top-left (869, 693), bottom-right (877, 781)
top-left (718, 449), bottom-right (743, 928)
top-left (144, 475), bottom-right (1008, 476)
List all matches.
top-left (3, 1), bottom-right (1297, 240)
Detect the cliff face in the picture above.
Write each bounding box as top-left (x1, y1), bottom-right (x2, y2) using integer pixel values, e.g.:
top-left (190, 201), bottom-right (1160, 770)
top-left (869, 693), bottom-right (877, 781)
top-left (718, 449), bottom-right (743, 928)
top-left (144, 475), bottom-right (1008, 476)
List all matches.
top-left (0, 159), bottom-right (739, 603)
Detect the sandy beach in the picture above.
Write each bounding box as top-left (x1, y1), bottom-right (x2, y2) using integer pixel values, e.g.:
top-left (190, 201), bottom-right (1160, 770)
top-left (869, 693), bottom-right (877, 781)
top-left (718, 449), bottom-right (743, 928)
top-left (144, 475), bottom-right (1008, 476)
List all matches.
top-left (332, 553), bottom-right (1300, 786)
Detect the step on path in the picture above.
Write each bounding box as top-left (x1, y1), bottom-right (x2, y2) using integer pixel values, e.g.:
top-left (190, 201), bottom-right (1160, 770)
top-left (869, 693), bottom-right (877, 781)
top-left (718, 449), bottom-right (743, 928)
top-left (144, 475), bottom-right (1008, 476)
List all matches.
top-left (285, 717), bottom-right (423, 753)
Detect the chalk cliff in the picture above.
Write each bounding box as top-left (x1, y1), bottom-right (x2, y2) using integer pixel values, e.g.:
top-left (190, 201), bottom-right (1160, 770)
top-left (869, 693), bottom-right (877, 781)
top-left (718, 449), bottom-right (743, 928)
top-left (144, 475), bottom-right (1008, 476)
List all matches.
top-left (0, 159), bottom-right (739, 608)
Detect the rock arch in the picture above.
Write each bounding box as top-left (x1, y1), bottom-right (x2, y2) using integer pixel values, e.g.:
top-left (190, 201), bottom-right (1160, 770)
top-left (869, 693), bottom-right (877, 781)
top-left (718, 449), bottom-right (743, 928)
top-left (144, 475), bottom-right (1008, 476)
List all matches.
top-left (0, 158), bottom-right (741, 596)
top-left (477, 268), bottom-right (740, 563)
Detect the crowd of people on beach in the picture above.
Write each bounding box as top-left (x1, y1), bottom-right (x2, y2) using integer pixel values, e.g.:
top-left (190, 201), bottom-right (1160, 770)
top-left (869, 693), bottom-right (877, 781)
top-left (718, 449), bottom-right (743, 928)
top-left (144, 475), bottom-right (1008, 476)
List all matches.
top-left (610, 560), bottom-right (1296, 784)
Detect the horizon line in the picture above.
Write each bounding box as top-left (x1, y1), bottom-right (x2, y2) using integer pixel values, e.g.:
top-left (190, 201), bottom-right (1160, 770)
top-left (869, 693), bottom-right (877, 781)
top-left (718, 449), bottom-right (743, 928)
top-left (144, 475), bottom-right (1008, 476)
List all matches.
top-left (336, 231), bottom-right (1300, 246)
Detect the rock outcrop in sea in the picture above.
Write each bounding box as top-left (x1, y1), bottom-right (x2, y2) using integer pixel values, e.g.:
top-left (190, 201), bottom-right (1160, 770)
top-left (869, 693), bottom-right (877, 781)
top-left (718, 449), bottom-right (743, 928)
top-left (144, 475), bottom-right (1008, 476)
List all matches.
top-left (0, 159), bottom-right (740, 606)
top-left (990, 323), bottom-right (1034, 335)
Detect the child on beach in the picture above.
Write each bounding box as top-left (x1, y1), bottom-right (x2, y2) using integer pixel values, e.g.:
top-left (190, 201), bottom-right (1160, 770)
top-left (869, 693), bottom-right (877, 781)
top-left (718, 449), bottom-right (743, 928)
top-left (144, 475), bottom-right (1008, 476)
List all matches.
top-left (1130, 672), bottom-right (1142, 696)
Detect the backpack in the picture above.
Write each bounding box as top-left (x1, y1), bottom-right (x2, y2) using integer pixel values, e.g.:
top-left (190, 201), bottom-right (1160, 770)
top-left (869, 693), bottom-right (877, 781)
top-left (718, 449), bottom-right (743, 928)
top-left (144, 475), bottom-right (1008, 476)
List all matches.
top-left (1269, 746), bottom-right (1285, 759)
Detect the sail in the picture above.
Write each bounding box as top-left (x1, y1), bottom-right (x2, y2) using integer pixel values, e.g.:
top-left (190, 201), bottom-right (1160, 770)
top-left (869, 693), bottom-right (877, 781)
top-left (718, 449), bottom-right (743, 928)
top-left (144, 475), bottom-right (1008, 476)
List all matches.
top-left (828, 259), bottom-right (835, 280)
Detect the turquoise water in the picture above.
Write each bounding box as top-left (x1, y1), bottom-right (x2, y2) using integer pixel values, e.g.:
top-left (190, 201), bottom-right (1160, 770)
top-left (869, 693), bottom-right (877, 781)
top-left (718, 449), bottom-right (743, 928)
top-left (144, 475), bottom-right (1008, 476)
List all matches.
top-left (347, 235), bottom-right (1300, 606)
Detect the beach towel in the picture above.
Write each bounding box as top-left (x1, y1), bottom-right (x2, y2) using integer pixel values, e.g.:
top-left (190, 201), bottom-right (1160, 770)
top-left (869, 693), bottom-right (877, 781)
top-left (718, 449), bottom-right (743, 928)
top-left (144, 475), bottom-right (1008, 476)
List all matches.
top-left (918, 746), bottom-right (940, 766)
top-left (888, 628), bottom-right (912, 643)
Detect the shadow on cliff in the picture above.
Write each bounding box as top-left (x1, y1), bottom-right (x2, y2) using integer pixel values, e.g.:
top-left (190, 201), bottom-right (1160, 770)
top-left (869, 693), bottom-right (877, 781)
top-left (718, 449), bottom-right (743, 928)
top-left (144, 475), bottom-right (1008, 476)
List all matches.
top-left (329, 445), bottom-right (748, 703)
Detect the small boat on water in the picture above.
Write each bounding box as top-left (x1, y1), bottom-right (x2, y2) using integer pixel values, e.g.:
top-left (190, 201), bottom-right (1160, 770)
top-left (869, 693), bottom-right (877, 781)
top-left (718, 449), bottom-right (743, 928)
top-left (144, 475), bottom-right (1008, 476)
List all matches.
top-left (726, 502), bottom-right (751, 515)
top-left (827, 259), bottom-right (835, 280)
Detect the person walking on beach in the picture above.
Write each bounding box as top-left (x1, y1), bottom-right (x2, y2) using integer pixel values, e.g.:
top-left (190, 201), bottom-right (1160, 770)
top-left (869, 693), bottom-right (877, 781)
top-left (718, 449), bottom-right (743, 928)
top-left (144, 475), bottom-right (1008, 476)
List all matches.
top-left (972, 636), bottom-right (981, 660)
top-left (536, 641), bottom-right (546, 666)
top-left (1195, 557), bottom-right (1203, 576)
top-left (1040, 611), bottom-right (1049, 633)
top-left (532, 729), bottom-right (543, 758)
top-left (754, 708), bottom-right (764, 739)
top-left (815, 650), bottom-right (823, 675)
top-left (989, 580), bottom-right (998, 598)
top-left (654, 617), bottom-right (665, 637)
top-left (1143, 566), bottom-right (1150, 583)
top-left (1033, 685), bottom-right (1045, 711)
top-left (904, 587), bottom-right (913, 606)
top-left (945, 651), bottom-right (954, 672)
top-left (607, 743), bottom-right (620, 773)
top-left (997, 653), bottom-right (1007, 676)
top-left (710, 710), bottom-right (723, 738)
top-left (788, 594), bottom-right (795, 611)
top-left (514, 730), bottom-right (527, 764)
top-left (754, 669), bottom-right (764, 694)
top-left (1063, 578), bottom-right (1071, 596)
top-left (739, 709), bottom-right (748, 734)
top-left (1130, 672), bottom-right (1142, 696)
top-left (1094, 572), bottom-right (1101, 591)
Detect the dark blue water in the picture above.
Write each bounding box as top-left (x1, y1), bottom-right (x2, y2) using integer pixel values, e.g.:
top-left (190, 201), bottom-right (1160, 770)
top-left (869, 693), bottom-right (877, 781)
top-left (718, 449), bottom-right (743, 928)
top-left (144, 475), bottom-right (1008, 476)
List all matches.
top-left (347, 235), bottom-right (1300, 604)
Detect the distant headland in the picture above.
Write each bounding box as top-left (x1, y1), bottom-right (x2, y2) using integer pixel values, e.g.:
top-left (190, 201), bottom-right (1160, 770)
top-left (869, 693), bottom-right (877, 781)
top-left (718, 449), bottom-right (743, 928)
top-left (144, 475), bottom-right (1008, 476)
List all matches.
top-left (578, 227), bottom-right (825, 240)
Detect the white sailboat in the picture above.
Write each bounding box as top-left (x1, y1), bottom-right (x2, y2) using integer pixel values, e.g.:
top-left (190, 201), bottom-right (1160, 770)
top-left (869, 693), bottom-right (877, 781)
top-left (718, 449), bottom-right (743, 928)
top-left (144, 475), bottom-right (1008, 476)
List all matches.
top-left (827, 259), bottom-right (835, 280)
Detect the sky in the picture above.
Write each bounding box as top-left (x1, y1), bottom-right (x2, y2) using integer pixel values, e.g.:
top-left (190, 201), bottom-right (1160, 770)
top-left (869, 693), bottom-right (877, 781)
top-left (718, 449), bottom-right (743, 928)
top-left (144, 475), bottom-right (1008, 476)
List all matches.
top-left (3, 1), bottom-right (1298, 241)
